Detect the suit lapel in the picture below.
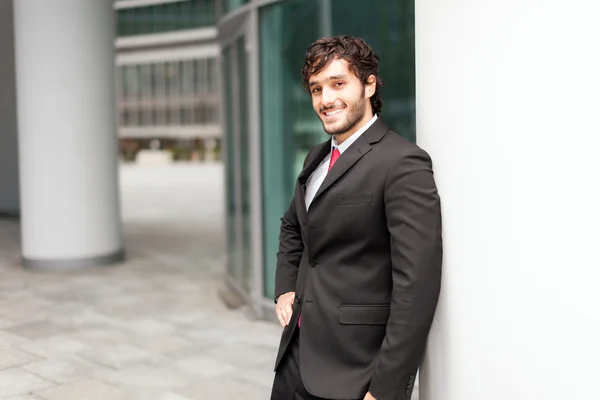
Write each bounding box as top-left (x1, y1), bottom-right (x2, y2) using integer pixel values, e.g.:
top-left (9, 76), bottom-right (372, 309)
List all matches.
top-left (298, 140), bottom-right (331, 186)
top-left (312, 117), bottom-right (390, 204)
top-left (296, 117), bottom-right (390, 213)
top-left (297, 140), bottom-right (331, 224)
top-left (312, 135), bottom-right (371, 202)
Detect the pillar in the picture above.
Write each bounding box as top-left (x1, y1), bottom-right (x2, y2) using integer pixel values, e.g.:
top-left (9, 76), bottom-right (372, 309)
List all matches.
top-left (416, 1), bottom-right (600, 399)
top-left (0, 0), bottom-right (19, 216)
top-left (13, 0), bottom-right (124, 268)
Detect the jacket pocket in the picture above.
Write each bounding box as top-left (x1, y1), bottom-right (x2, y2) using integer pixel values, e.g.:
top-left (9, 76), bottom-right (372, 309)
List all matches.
top-left (338, 304), bottom-right (390, 325)
top-left (337, 193), bottom-right (373, 206)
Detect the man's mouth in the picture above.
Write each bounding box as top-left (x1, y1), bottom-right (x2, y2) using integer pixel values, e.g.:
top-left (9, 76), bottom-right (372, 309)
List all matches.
top-left (322, 106), bottom-right (346, 118)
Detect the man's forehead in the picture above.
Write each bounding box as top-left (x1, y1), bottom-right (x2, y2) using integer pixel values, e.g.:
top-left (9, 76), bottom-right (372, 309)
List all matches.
top-left (309, 59), bottom-right (352, 83)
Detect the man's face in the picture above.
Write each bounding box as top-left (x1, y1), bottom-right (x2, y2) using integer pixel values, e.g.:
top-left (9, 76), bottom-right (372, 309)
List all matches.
top-left (308, 58), bottom-right (372, 136)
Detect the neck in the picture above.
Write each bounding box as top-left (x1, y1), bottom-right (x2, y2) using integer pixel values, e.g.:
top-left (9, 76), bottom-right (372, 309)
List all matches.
top-left (334, 111), bottom-right (375, 145)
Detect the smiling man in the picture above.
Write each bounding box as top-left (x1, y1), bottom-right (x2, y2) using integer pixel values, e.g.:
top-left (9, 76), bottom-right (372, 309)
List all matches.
top-left (270, 36), bottom-right (443, 400)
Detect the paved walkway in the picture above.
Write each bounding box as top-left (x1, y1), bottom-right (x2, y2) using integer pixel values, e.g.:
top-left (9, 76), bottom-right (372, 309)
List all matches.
top-left (0, 163), bottom-right (280, 400)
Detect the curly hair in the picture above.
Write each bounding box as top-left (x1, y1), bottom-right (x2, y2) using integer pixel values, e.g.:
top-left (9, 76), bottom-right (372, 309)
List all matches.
top-left (301, 35), bottom-right (385, 114)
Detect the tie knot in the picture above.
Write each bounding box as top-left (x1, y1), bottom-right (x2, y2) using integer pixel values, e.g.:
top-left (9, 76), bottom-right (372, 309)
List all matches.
top-left (328, 148), bottom-right (341, 171)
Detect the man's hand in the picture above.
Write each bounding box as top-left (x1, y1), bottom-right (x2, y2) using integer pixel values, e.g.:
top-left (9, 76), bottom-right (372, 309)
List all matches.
top-left (363, 392), bottom-right (377, 400)
top-left (275, 291), bottom-right (295, 328)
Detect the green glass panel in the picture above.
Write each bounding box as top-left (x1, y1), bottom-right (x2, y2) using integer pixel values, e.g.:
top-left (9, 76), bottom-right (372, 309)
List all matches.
top-left (259, 0), bottom-right (323, 299)
top-left (222, 0), bottom-right (249, 15)
top-left (179, 1), bottom-right (192, 30)
top-left (116, 8), bottom-right (127, 36)
top-left (236, 36), bottom-right (252, 293)
top-left (205, 0), bottom-right (216, 25)
top-left (331, 0), bottom-right (416, 142)
top-left (165, 2), bottom-right (180, 31)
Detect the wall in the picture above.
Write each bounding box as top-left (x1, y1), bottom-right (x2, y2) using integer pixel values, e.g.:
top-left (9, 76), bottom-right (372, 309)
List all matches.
top-left (417, 0), bottom-right (600, 398)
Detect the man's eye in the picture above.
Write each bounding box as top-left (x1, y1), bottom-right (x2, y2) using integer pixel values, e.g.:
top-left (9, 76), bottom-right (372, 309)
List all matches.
top-left (334, 82), bottom-right (344, 87)
top-left (312, 88), bottom-right (321, 93)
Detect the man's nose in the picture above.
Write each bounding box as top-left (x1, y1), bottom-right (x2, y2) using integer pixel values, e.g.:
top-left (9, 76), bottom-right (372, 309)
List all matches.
top-left (321, 86), bottom-right (336, 107)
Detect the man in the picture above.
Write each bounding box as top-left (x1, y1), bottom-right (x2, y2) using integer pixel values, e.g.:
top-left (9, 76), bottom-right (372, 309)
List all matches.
top-left (271, 35), bottom-right (442, 400)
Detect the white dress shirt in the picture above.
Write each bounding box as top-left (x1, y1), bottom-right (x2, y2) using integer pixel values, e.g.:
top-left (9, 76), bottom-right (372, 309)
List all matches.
top-left (304, 114), bottom-right (378, 210)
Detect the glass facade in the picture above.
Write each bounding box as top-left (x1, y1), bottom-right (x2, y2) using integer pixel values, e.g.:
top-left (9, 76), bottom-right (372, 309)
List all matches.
top-left (236, 37), bottom-right (253, 294)
top-left (222, 36), bottom-right (253, 294)
top-left (117, 0), bottom-right (216, 37)
top-left (117, 58), bottom-right (219, 128)
top-left (219, 0), bottom-right (415, 308)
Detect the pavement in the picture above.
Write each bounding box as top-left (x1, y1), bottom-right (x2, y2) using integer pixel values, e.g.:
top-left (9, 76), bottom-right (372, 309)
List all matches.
top-left (0, 163), bottom-right (280, 400)
top-left (0, 162), bottom-right (420, 400)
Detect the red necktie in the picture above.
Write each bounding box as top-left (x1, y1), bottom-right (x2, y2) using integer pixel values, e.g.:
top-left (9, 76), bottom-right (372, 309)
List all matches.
top-left (298, 148), bottom-right (341, 328)
top-left (328, 148), bottom-right (341, 171)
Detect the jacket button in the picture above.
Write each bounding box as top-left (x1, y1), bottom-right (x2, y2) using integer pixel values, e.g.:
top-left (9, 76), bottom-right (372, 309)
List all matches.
top-left (309, 259), bottom-right (317, 268)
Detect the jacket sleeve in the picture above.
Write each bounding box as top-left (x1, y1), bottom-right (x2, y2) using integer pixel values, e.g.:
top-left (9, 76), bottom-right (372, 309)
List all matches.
top-left (368, 147), bottom-right (443, 400)
top-left (274, 195), bottom-right (304, 302)
top-left (274, 150), bottom-right (313, 302)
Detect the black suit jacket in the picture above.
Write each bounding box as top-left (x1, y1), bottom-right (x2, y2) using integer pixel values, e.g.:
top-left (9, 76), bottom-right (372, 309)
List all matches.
top-left (274, 118), bottom-right (442, 400)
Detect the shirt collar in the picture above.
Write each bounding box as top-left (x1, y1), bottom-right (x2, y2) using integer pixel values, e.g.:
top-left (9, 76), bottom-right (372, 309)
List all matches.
top-left (331, 114), bottom-right (378, 154)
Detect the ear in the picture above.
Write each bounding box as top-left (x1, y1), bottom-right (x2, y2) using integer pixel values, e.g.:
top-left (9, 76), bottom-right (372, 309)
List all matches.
top-left (365, 75), bottom-right (377, 98)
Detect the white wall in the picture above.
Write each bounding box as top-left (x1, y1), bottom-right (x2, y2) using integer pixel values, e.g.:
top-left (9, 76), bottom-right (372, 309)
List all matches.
top-left (416, 1), bottom-right (600, 399)
top-left (0, 0), bottom-right (20, 214)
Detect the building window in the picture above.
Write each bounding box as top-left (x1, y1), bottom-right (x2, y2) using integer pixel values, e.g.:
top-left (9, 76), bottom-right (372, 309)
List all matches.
top-left (116, 0), bottom-right (216, 37)
top-left (221, 0), bottom-right (249, 16)
top-left (116, 57), bottom-right (219, 129)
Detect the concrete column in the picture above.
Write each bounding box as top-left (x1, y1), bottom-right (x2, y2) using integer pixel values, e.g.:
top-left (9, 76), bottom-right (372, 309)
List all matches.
top-left (416, 1), bottom-right (600, 399)
top-left (13, 0), bottom-right (124, 268)
top-left (0, 0), bottom-right (19, 216)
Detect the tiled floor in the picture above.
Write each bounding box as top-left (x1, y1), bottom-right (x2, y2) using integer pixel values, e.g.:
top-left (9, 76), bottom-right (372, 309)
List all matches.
top-left (0, 163), bottom-right (420, 400)
top-left (0, 163), bottom-right (280, 399)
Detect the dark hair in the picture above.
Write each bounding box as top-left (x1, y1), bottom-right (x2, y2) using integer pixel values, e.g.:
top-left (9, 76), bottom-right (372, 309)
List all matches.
top-left (301, 35), bottom-right (385, 114)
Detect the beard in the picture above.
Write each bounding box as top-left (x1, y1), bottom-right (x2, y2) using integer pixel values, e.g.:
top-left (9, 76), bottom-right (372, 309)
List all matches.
top-left (319, 88), bottom-right (368, 136)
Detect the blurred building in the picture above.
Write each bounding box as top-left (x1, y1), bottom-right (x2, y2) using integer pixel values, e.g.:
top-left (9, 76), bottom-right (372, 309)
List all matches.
top-left (0, 0), bottom-right (222, 268)
top-left (216, 0), bottom-right (417, 318)
top-left (114, 0), bottom-right (221, 162)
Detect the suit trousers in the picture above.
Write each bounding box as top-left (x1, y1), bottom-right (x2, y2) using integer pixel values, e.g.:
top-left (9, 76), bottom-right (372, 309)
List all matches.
top-left (270, 328), bottom-right (362, 400)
